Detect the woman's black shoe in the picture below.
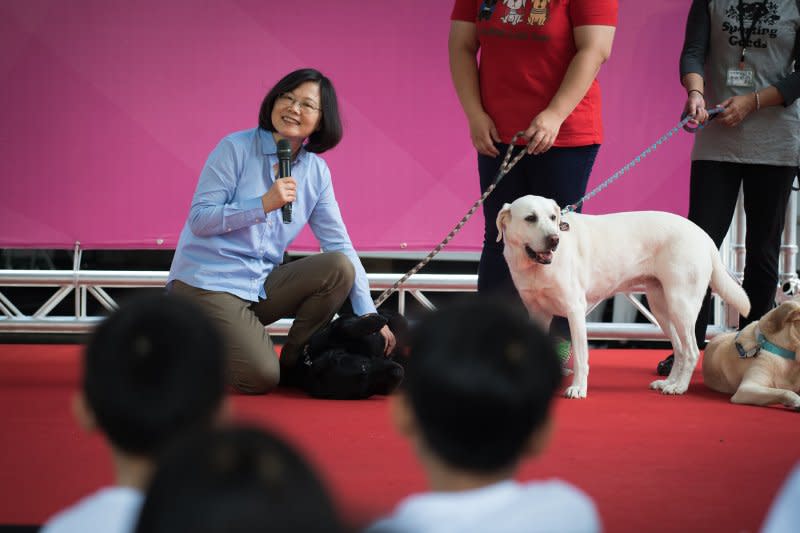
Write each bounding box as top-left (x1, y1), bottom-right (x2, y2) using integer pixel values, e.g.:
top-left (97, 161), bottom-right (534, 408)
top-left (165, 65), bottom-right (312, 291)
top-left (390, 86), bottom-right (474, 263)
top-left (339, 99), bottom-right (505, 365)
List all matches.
top-left (656, 354), bottom-right (674, 376)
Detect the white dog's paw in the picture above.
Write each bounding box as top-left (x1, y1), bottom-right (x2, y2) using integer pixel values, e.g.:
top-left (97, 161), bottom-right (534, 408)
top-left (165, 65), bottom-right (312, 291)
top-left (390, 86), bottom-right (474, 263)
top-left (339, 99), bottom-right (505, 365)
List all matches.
top-left (650, 379), bottom-right (688, 394)
top-left (782, 392), bottom-right (800, 410)
top-left (564, 385), bottom-right (587, 399)
top-left (655, 381), bottom-right (688, 395)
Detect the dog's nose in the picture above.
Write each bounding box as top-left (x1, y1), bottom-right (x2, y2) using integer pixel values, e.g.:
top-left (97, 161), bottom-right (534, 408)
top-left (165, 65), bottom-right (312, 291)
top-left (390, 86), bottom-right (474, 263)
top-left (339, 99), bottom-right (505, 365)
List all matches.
top-left (547, 234), bottom-right (559, 249)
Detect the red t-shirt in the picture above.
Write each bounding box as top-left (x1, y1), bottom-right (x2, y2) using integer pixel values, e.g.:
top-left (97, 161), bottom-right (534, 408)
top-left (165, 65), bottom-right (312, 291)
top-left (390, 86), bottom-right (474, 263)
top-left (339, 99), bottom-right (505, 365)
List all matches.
top-left (451, 0), bottom-right (618, 146)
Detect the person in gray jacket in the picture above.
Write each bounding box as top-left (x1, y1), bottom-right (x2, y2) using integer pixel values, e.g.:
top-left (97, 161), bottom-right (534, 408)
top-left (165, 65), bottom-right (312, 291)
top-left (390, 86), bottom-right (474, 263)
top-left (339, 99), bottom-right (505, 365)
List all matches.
top-left (658, 0), bottom-right (800, 376)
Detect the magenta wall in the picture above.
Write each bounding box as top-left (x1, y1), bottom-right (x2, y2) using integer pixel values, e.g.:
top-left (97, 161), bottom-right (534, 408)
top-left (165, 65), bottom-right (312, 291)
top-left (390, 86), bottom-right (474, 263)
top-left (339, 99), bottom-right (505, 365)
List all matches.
top-left (0, 1), bottom-right (695, 252)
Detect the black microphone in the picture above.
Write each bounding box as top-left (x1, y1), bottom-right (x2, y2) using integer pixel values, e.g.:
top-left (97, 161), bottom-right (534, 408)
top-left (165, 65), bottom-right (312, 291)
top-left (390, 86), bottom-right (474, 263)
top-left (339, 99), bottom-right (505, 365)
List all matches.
top-left (277, 139), bottom-right (293, 224)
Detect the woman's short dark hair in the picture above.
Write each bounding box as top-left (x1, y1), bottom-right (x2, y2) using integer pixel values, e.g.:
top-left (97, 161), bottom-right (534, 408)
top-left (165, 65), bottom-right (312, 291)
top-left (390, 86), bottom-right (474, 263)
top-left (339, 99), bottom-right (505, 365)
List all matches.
top-left (258, 68), bottom-right (343, 154)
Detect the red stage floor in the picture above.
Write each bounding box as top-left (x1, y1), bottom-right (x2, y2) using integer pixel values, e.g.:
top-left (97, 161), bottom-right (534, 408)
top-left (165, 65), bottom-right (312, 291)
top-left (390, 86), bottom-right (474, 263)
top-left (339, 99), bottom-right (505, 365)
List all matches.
top-left (0, 344), bottom-right (797, 533)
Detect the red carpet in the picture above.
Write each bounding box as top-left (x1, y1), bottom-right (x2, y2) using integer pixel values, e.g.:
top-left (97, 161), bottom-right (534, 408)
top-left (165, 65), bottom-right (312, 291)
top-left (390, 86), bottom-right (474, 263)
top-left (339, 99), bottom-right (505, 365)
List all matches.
top-left (0, 344), bottom-right (796, 533)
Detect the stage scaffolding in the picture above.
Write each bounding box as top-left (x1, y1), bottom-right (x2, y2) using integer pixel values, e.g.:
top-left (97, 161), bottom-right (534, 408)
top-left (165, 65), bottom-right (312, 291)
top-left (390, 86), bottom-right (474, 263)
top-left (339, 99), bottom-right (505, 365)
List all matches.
top-left (1, 190), bottom-right (797, 340)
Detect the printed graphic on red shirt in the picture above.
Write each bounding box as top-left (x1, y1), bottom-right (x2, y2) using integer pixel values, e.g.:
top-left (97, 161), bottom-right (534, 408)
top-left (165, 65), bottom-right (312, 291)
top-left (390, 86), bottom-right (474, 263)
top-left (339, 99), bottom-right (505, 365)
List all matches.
top-left (528, 0), bottom-right (551, 26)
top-left (478, 0), bottom-right (498, 21)
top-left (453, 0), bottom-right (617, 146)
top-left (488, 1), bottom-right (552, 27)
top-left (500, 0), bottom-right (526, 25)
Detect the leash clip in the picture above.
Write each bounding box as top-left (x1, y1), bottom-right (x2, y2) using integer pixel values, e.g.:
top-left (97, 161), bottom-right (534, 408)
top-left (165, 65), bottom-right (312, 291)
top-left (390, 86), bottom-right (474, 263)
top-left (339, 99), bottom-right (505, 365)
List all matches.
top-left (734, 329), bottom-right (761, 358)
top-left (561, 204), bottom-right (579, 216)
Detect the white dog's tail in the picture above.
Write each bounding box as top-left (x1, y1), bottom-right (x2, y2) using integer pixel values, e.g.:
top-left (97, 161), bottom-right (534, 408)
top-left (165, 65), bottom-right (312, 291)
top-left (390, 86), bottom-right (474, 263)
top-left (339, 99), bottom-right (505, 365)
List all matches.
top-left (709, 244), bottom-right (751, 318)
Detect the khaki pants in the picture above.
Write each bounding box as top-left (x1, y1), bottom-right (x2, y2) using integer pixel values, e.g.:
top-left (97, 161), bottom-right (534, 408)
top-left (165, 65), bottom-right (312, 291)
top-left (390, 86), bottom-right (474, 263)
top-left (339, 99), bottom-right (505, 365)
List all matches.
top-left (170, 252), bottom-right (355, 394)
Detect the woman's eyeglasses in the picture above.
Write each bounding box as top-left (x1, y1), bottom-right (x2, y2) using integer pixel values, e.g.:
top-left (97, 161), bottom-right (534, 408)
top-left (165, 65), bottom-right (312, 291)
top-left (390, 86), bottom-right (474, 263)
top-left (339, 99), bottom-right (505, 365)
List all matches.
top-left (277, 93), bottom-right (320, 115)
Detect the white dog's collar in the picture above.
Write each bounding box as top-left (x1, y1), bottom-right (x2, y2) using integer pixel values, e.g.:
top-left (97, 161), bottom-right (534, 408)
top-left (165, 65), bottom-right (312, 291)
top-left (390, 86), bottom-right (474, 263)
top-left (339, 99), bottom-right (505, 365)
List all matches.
top-left (734, 325), bottom-right (795, 360)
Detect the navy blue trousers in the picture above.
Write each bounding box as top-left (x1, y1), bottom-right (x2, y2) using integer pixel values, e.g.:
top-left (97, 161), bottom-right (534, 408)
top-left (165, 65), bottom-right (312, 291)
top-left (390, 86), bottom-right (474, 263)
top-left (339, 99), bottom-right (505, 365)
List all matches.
top-left (477, 144), bottom-right (600, 337)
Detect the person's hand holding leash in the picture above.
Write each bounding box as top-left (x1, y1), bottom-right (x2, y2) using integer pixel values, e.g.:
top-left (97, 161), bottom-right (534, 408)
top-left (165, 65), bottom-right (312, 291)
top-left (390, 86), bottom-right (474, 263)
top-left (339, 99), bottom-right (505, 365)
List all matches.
top-left (525, 108), bottom-right (564, 155)
top-left (684, 89), bottom-right (709, 125)
top-left (717, 94), bottom-right (757, 127)
top-left (467, 110), bottom-right (501, 157)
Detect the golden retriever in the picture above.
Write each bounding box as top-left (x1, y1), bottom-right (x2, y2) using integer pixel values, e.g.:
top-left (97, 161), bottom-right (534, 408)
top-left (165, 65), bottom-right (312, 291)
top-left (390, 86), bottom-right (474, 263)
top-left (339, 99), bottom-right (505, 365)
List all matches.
top-left (703, 299), bottom-right (800, 410)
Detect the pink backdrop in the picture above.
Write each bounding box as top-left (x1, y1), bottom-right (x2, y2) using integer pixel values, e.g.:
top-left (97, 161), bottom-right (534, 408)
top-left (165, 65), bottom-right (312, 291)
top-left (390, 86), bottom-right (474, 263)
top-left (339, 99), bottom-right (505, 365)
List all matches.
top-left (0, 1), bottom-right (695, 252)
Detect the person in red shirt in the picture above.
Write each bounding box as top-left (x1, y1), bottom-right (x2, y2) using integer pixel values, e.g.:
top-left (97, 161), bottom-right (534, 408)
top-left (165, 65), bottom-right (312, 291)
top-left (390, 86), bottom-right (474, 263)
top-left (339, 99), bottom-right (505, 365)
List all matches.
top-left (449, 0), bottom-right (618, 358)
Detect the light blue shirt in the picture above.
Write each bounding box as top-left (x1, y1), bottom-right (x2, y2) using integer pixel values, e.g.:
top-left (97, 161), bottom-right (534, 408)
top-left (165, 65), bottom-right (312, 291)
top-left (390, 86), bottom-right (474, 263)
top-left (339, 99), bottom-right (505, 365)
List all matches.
top-left (167, 128), bottom-right (376, 315)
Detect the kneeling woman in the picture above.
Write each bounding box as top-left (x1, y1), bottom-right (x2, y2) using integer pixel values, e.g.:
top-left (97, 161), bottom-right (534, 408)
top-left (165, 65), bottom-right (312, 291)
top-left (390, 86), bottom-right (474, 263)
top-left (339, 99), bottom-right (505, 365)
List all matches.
top-left (167, 68), bottom-right (394, 394)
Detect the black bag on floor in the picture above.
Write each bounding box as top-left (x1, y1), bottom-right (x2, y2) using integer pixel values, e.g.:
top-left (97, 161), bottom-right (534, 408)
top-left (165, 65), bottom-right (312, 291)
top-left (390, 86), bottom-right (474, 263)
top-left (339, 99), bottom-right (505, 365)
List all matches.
top-left (297, 312), bottom-right (406, 400)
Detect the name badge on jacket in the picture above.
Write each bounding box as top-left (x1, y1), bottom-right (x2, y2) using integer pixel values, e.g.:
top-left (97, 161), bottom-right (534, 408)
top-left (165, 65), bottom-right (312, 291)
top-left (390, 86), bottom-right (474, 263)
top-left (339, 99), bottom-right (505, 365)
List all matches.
top-left (727, 68), bottom-right (755, 87)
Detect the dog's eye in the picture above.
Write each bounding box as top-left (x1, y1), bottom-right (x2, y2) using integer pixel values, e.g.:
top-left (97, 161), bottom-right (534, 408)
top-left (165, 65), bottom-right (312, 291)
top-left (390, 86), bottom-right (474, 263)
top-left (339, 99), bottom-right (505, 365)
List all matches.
top-left (550, 214), bottom-right (556, 221)
top-left (524, 214), bottom-right (538, 223)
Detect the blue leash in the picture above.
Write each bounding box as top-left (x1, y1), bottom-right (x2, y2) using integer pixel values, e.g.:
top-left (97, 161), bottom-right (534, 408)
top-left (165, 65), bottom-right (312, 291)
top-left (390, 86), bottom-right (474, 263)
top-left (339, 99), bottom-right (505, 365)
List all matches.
top-left (373, 106), bottom-right (724, 308)
top-left (561, 106), bottom-right (725, 215)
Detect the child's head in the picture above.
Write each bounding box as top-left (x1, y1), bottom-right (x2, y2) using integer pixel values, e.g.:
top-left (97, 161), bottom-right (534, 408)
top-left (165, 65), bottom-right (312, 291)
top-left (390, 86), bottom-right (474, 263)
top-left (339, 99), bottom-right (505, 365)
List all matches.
top-left (397, 296), bottom-right (562, 474)
top-left (80, 292), bottom-right (226, 456)
top-left (135, 426), bottom-right (346, 533)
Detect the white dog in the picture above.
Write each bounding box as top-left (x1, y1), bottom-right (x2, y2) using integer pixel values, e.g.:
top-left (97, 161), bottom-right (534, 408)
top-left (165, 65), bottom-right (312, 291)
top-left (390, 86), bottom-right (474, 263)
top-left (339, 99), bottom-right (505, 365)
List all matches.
top-left (496, 195), bottom-right (751, 399)
top-left (702, 298), bottom-right (800, 410)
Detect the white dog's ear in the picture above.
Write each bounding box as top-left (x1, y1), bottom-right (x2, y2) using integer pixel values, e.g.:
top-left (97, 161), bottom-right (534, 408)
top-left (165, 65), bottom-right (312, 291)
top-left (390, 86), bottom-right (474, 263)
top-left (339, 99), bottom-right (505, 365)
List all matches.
top-left (496, 204), bottom-right (512, 242)
top-left (551, 199), bottom-right (570, 231)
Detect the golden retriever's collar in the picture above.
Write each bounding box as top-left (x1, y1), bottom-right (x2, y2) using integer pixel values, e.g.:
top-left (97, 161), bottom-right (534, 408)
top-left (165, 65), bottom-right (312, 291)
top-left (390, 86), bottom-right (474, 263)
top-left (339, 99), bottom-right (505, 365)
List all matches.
top-left (735, 325), bottom-right (795, 360)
